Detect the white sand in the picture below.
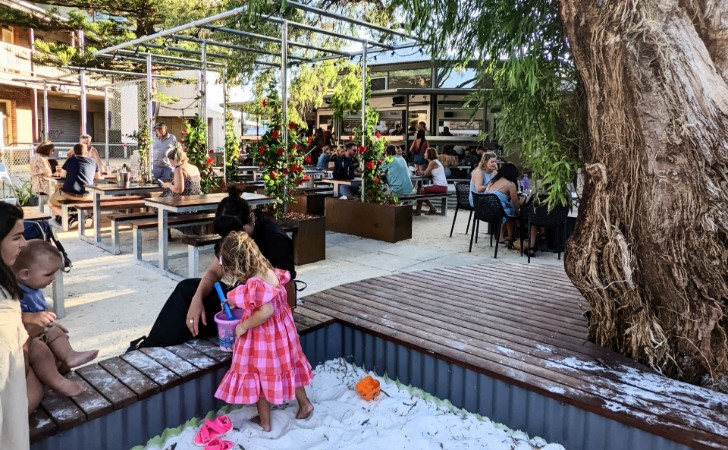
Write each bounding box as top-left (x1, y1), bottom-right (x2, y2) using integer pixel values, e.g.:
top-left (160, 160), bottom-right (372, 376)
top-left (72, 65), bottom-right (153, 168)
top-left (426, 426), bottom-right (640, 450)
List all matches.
top-left (135, 359), bottom-right (565, 450)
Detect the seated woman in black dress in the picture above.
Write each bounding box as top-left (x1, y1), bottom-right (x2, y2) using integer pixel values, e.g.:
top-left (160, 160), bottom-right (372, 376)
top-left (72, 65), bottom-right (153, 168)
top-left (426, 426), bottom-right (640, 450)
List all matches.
top-left (130, 186), bottom-right (295, 350)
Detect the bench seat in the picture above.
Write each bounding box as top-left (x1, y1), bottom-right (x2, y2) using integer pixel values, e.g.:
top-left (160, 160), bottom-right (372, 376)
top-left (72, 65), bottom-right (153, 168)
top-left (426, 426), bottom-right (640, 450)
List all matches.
top-left (398, 192), bottom-right (449, 216)
top-left (108, 212), bottom-right (158, 254)
top-left (56, 196), bottom-right (145, 231)
top-left (131, 213), bottom-right (216, 262)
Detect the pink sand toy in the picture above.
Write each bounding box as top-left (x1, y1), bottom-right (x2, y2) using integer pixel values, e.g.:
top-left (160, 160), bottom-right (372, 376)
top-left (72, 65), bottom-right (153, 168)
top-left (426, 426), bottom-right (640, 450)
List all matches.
top-left (214, 309), bottom-right (243, 352)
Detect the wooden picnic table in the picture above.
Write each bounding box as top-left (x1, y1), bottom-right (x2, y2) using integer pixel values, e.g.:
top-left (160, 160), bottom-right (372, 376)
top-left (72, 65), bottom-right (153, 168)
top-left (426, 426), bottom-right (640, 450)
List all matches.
top-left (83, 183), bottom-right (165, 248)
top-left (143, 192), bottom-right (273, 273)
top-left (320, 178), bottom-right (360, 197)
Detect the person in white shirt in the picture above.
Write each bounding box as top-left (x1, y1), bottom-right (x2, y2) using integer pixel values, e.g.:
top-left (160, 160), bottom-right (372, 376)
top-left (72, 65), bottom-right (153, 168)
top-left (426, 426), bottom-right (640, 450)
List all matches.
top-left (414, 147), bottom-right (448, 215)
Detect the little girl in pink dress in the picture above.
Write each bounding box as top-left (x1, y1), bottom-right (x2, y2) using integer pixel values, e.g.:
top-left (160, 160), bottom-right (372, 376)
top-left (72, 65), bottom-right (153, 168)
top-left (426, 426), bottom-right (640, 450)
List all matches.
top-left (214, 232), bottom-right (314, 432)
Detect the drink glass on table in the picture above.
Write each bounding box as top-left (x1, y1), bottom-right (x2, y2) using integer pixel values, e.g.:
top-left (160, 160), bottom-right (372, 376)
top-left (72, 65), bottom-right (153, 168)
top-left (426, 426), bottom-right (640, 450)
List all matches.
top-left (55, 167), bottom-right (62, 177)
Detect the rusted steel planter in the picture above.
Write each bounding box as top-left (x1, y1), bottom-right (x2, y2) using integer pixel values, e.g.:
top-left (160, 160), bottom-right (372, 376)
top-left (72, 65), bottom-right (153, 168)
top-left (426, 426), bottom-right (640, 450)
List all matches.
top-left (325, 198), bottom-right (412, 243)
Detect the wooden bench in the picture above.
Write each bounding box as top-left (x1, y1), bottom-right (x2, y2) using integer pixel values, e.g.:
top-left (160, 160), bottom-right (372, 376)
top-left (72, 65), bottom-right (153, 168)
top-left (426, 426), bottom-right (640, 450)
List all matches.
top-left (108, 212), bottom-right (158, 254)
top-left (29, 309), bottom-right (335, 450)
top-left (398, 192), bottom-right (449, 216)
top-left (180, 234), bottom-right (221, 277)
top-left (56, 197), bottom-right (145, 232)
top-left (131, 213), bottom-right (216, 262)
top-left (182, 224), bottom-right (299, 277)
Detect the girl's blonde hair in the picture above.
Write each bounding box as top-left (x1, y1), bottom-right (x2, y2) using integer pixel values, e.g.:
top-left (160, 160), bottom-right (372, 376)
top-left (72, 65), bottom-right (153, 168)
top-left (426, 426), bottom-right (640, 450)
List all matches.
top-left (218, 232), bottom-right (272, 283)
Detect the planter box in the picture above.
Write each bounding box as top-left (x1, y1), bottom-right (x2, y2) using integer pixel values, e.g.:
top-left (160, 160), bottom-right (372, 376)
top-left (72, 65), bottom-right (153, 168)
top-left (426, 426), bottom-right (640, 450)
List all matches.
top-left (325, 198), bottom-right (412, 243)
top-left (283, 213), bottom-right (326, 265)
top-left (289, 192), bottom-right (330, 216)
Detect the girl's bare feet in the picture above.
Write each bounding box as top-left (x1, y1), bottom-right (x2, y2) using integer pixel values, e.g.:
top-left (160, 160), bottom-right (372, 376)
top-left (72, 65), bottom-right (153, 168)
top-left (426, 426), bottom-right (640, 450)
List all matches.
top-left (295, 403), bottom-right (314, 420)
top-left (249, 415), bottom-right (271, 432)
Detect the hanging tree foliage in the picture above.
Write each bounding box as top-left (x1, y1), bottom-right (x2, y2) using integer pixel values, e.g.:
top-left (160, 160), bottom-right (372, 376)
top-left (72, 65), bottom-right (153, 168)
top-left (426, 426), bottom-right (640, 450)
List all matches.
top-left (397, 0), bottom-right (728, 388)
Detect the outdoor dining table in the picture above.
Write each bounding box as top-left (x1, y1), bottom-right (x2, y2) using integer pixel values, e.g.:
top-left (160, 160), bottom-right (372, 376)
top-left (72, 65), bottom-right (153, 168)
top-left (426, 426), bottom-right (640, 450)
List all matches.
top-left (143, 192), bottom-right (274, 272)
top-left (83, 183), bottom-right (166, 248)
top-left (238, 166), bottom-right (263, 181)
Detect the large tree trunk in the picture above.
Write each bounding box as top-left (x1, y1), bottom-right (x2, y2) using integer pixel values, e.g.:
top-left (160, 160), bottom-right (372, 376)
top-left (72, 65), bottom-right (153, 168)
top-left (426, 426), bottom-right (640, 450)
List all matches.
top-left (561, 1), bottom-right (728, 386)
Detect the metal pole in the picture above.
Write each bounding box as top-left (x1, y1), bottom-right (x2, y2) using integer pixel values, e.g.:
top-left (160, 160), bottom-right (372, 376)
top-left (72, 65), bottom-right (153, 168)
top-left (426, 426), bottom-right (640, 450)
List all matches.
top-left (104, 86), bottom-right (110, 170)
top-left (222, 68), bottom-right (227, 184)
top-left (200, 41), bottom-right (207, 126)
top-left (32, 87), bottom-right (38, 142)
top-left (43, 81), bottom-right (49, 141)
top-left (147, 54), bottom-right (154, 180)
top-left (360, 43), bottom-right (367, 202)
top-left (0, 113), bottom-right (5, 163)
top-left (281, 20), bottom-right (289, 213)
top-left (93, 6), bottom-right (249, 56)
top-left (80, 69), bottom-right (87, 135)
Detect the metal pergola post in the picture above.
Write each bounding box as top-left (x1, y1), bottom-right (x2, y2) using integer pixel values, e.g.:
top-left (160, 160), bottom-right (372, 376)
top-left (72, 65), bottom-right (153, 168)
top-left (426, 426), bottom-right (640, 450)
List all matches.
top-left (360, 42), bottom-right (367, 202)
top-left (104, 87), bottom-right (110, 169)
top-left (222, 68), bottom-right (228, 184)
top-left (146, 54), bottom-right (154, 180)
top-left (42, 81), bottom-right (49, 141)
top-left (80, 69), bottom-right (87, 134)
top-left (200, 40), bottom-right (207, 127)
top-left (281, 19), bottom-right (289, 213)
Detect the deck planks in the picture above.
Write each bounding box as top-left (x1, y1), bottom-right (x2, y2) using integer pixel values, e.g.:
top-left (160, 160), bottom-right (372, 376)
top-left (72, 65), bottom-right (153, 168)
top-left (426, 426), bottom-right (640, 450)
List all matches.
top-left (301, 263), bottom-right (728, 450)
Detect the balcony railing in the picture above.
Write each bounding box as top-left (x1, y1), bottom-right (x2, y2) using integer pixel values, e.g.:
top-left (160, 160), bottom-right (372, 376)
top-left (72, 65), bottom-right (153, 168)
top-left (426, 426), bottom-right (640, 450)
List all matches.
top-left (0, 41), bottom-right (105, 87)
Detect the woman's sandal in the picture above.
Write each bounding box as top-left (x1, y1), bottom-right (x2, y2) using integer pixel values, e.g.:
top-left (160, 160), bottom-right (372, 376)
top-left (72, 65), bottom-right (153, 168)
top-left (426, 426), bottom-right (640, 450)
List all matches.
top-left (193, 415), bottom-right (233, 446)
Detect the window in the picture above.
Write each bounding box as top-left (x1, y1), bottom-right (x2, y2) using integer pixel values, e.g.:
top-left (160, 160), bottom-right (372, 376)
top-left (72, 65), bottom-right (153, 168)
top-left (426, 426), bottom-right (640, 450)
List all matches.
top-left (1, 27), bottom-right (13, 44)
top-left (370, 77), bottom-right (387, 91)
top-left (389, 69), bottom-right (432, 89)
top-left (437, 67), bottom-right (478, 88)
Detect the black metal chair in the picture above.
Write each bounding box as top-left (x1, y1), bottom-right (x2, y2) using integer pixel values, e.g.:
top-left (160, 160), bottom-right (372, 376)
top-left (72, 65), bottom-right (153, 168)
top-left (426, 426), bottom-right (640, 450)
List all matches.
top-left (520, 198), bottom-right (570, 263)
top-left (449, 182), bottom-right (475, 237)
top-left (469, 193), bottom-right (506, 257)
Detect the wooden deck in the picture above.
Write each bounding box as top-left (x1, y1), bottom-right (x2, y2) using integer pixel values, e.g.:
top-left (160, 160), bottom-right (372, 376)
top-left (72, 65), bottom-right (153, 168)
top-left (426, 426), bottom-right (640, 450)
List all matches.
top-left (29, 306), bottom-right (334, 446)
top-left (300, 263), bottom-right (728, 450)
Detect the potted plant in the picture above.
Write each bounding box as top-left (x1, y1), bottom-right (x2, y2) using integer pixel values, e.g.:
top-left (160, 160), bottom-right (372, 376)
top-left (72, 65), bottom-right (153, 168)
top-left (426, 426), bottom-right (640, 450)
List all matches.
top-left (11, 181), bottom-right (37, 206)
top-left (255, 82), bottom-right (325, 264)
top-left (325, 72), bottom-right (412, 243)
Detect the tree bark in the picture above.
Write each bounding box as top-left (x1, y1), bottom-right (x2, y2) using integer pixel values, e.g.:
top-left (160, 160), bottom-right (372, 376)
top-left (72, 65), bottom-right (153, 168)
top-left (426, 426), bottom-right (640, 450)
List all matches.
top-left (561, 0), bottom-right (728, 386)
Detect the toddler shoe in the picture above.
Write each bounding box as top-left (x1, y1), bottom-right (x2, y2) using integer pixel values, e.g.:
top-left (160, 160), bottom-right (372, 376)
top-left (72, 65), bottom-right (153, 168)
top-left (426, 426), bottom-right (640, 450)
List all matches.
top-left (193, 415), bottom-right (233, 446)
top-left (203, 437), bottom-right (233, 450)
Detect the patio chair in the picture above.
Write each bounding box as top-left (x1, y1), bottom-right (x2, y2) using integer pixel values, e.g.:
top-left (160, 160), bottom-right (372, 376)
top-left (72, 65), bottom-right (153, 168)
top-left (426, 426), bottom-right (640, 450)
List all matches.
top-left (520, 198), bottom-right (570, 263)
top-left (469, 193), bottom-right (506, 257)
top-left (449, 182), bottom-right (474, 237)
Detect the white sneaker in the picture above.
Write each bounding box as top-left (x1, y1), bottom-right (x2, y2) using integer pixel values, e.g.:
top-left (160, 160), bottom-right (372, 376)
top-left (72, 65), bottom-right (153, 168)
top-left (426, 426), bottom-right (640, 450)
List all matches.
top-left (339, 196), bottom-right (348, 200)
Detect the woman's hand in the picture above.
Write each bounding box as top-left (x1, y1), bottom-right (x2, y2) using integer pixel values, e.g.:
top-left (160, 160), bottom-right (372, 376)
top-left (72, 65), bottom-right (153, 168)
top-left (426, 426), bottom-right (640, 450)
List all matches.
top-left (186, 297), bottom-right (207, 337)
top-left (235, 323), bottom-right (247, 338)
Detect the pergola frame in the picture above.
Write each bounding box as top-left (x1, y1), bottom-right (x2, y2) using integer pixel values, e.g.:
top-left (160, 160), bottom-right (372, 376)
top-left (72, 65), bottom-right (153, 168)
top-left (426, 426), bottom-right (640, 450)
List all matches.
top-left (93, 2), bottom-right (421, 204)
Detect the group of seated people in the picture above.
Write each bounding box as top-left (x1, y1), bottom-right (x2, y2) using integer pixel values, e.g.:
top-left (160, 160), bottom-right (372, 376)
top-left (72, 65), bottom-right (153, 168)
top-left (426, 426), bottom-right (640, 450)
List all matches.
top-left (29, 137), bottom-right (201, 229)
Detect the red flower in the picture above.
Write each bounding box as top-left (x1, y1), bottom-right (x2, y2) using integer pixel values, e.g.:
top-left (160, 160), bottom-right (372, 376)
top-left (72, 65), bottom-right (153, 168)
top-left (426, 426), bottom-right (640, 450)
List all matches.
top-left (208, 167), bottom-right (213, 172)
top-left (270, 172), bottom-right (277, 180)
top-left (373, 177), bottom-right (380, 183)
top-left (282, 168), bottom-right (289, 175)
top-left (207, 157), bottom-right (213, 164)
top-left (262, 99), bottom-right (267, 107)
top-left (307, 136), bottom-right (313, 144)
top-left (304, 155), bottom-right (312, 164)
top-left (258, 161), bottom-right (264, 167)
top-left (375, 131), bottom-right (381, 138)
top-left (296, 179), bottom-right (303, 186)
top-left (227, 112), bottom-right (233, 118)
top-left (277, 148), bottom-right (284, 156)
top-left (180, 130), bottom-right (187, 136)
top-left (288, 121), bottom-right (297, 130)
top-left (303, 175), bottom-right (310, 181)
top-left (365, 160), bottom-right (374, 170)
top-left (258, 145), bottom-right (265, 155)
top-left (357, 146), bottom-right (366, 154)
top-left (208, 149), bottom-right (214, 155)
top-left (271, 130), bottom-right (279, 140)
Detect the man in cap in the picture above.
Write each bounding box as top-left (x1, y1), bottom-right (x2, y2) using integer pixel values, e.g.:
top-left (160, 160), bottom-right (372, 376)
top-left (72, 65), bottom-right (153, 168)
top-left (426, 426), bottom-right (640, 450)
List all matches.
top-left (152, 121), bottom-right (177, 180)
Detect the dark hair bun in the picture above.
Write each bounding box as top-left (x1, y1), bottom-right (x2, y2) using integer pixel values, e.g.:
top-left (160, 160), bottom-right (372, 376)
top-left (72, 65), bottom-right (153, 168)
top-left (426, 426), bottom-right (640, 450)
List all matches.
top-left (213, 215), bottom-right (244, 237)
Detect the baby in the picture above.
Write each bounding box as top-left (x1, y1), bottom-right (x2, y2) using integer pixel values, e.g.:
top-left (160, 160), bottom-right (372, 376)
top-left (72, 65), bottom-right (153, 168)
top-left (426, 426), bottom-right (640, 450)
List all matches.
top-left (13, 240), bottom-right (98, 398)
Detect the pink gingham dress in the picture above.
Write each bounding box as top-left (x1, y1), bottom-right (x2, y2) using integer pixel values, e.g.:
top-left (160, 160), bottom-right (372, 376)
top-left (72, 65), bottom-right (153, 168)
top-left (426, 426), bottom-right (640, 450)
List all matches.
top-left (214, 269), bottom-right (313, 405)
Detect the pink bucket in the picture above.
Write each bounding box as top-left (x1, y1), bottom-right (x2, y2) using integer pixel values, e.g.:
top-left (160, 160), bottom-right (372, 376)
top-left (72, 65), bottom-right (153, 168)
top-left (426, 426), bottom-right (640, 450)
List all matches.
top-left (214, 309), bottom-right (243, 352)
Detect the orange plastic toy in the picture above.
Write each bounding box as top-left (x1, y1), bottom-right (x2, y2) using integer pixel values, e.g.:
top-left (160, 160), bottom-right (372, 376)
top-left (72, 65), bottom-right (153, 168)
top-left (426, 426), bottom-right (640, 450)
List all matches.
top-left (355, 375), bottom-right (381, 400)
